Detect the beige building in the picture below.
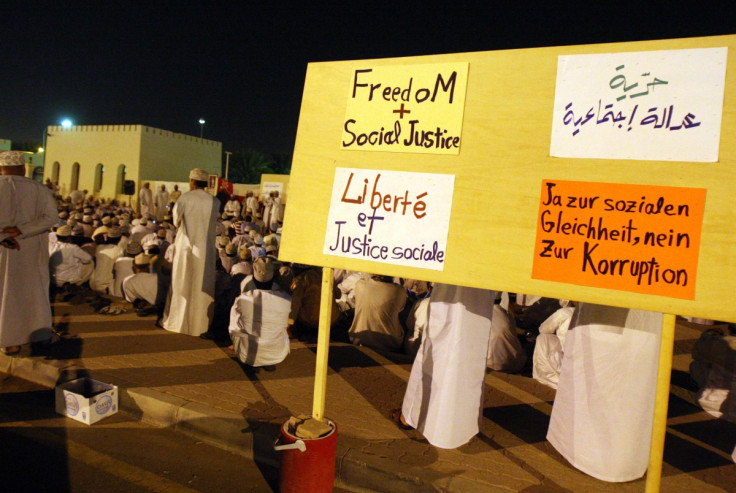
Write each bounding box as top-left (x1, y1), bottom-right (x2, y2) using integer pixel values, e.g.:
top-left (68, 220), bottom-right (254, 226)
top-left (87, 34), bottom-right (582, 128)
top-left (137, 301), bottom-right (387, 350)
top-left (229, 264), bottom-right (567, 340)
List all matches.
top-left (43, 124), bottom-right (221, 206)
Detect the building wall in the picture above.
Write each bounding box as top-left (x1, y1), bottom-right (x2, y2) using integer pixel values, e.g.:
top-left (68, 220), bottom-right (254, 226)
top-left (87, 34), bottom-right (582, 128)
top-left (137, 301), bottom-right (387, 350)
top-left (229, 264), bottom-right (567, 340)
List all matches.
top-left (139, 126), bottom-right (221, 182)
top-left (0, 139), bottom-right (10, 151)
top-left (44, 125), bottom-right (142, 199)
top-left (43, 124), bottom-right (222, 208)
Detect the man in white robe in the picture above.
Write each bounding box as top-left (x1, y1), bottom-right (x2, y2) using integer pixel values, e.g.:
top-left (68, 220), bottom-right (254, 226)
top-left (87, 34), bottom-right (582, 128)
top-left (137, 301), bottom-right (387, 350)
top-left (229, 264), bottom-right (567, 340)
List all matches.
top-left (49, 226), bottom-right (94, 287)
top-left (269, 191), bottom-right (282, 231)
top-left (260, 193), bottom-right (271, 232)
top-left (244, 192), bottom-right (259, 217)
top-left (400, 284), bottom-right (495, 449)
top-left (154, 184), bottom-right (170, 222)
top-left (229, 257), bottom-right (291, 368)
top-left (0, 151), bottom-right (58, 353)
top-left (110, 241), bottom-right (141, 298)
top-left (69, 188), bottom-right (86, 208)
top-left (486, 304), bottom-right (526, 372)
top-left (139, 182), bottom-right (153, 217)
top-left (89, 227), bottom-right (124, 294)
top-left (122, 254), bottom-right (158, 306)
top-left (532, 305), bottom-right (575, 389)
top-left (162, 168), bottom-right (219, 336)
top-left (546, 303), bottom-right (661, 482)
top-left (224, 197), bottom-right (242, 218)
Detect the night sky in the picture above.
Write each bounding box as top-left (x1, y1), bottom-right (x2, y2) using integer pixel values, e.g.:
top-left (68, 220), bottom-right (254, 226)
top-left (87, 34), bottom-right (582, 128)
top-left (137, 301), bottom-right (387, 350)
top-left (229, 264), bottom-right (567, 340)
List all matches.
top-left (2, 3), bottom-right (734, 154)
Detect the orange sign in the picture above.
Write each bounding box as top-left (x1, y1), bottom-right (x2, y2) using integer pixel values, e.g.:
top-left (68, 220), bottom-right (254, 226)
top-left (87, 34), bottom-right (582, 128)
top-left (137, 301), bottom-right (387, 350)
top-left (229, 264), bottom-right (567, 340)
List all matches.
top-left (532, 180), bottom-right (706, 299)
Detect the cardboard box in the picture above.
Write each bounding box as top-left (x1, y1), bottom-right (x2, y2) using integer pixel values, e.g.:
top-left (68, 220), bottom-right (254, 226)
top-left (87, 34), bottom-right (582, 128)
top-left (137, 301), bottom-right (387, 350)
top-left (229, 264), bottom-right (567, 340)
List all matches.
top-left (55, 377), bottom-right (118, 424)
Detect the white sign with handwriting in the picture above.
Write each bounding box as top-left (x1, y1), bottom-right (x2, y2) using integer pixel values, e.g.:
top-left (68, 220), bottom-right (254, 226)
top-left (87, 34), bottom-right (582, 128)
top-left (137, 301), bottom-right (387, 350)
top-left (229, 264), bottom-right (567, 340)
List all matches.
top-left (550, 47), bottom-right (727, 162)
top-left (342, 63), bottom-right (469, 155)
top-left (323, 168), bottom-right (455, 270)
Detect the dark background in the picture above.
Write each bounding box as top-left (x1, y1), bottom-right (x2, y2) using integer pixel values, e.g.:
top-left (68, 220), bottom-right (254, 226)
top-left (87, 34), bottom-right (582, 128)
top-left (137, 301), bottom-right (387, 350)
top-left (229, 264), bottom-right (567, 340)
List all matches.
top-left (2, 2), bottom-right (734, 155)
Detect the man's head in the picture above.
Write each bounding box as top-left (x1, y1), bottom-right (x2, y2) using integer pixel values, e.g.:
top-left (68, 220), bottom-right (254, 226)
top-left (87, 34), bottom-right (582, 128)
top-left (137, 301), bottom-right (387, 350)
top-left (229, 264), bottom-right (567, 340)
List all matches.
top-left (189, 168), bottom-right (209, 190)
top-left (0, 151), bottom-right (26, 176)
top-left (225, 242), bottom-right (237, 257)
top-left (56, 225), bottom-right (72, 241)
top-left (143, 182), bottom-right (150, 189)
top-left (173, 185), bottom-right (179, 191)
top-left (160, 184), bottom-right (166, 191)
top-left (133, 253), bottom-right (151, 273)
top-left (126, 241), bottom-right (143, 257)
top-left (253, 256), bottom-right (274, 289)
top-left (107, 227), bottom-right (122, 244)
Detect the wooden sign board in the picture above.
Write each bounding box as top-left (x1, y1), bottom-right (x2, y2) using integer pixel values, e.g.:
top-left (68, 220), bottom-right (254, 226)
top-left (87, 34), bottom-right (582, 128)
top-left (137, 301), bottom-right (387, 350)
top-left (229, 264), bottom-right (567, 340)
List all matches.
top-left (259, 173), bottom-right (290, 201)
top-left (280, 34), bottom-right (736, 323)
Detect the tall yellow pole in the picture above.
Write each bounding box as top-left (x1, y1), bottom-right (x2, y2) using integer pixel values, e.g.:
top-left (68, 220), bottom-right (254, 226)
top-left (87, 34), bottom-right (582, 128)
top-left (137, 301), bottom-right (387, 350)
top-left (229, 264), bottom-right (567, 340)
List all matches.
top-left (645, 313), bottom-right (677, 493)
top-left (312, 267), bottom-right (334, 422)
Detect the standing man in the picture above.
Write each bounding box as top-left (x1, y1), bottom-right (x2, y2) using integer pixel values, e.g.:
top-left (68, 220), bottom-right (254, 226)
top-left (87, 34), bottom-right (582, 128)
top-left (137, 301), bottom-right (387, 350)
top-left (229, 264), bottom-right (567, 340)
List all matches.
top-left (169, 184), bottom-right (182, 205)
top-left (546, 304), bottom-right (662, 482)
top-left (139, 182), bottom-right (153, 218)
top-left (0, 151), bottom-right (58, 354)
top-left (69, 188), bottom-right (87, 208)
top-left (245, 191), bottom-right (259, 217)
top-left (162, 168), bottom-right (219, 336)
top-left (397, 284), bottom-right (495, 448)
top-left (154, 184), bottom-right (170, 223)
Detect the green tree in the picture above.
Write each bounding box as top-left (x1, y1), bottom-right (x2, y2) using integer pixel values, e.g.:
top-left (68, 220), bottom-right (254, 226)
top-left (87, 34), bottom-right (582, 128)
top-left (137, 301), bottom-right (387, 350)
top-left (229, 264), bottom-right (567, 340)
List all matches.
top-left (269, 152), bottom-right (292, 175)
top-left (226, 148), bottom-right (274, 184)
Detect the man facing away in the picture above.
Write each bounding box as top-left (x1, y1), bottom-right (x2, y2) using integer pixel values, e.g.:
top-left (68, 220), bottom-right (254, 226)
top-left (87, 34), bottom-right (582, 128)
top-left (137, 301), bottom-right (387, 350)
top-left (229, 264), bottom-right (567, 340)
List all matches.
top-left (162, 168), bottom-right (219, 336)
top-left (0, 151), bottom-right (58, 354)
top-left (229, 256), bottom-right (291, 370)
top-left (49, 225), bottom-right (94, 288)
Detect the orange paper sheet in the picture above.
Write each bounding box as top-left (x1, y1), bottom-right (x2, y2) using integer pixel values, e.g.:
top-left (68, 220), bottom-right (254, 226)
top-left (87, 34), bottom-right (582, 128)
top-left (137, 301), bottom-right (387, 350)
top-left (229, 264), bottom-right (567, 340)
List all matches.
top-left (532, 180), bottom-right (706, 299)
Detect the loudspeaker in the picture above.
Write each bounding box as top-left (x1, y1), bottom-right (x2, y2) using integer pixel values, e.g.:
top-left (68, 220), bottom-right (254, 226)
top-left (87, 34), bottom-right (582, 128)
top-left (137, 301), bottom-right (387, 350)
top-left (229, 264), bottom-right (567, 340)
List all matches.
top-left (123, 180), bottom-right (135, 195)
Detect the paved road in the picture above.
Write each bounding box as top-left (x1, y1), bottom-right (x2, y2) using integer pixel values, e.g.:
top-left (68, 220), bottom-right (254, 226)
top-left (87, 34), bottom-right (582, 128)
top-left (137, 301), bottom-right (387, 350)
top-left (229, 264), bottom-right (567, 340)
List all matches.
top-left (0, 372), bottom-right (350, 493)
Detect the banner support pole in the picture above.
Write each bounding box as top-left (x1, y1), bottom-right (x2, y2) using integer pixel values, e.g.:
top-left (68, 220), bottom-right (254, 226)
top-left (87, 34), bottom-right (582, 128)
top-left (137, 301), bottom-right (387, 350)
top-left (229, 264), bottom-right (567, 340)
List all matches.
top-left (645, 313), bottom-right (677, 493)
top-left (312, 267), bottom-right (334, 421)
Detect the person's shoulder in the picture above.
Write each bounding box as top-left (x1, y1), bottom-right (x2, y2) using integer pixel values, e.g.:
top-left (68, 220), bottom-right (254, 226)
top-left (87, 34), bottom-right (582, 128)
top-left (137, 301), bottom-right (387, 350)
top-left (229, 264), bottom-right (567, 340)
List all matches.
top-left (6, 175), bottom-right (51, 192)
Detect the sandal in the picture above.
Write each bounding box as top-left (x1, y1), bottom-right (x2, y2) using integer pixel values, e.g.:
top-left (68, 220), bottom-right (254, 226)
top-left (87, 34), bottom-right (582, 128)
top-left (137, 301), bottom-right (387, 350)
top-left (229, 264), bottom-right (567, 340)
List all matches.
top-left (390, 408), bottom-right (412, 430)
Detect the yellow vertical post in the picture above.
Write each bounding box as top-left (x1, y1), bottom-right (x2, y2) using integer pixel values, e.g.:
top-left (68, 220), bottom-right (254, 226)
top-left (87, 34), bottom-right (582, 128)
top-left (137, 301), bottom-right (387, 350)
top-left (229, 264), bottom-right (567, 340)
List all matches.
top-left (645, 313), bottom-right (677, 493)
top-left (312, 267), bottom-right (334, 422)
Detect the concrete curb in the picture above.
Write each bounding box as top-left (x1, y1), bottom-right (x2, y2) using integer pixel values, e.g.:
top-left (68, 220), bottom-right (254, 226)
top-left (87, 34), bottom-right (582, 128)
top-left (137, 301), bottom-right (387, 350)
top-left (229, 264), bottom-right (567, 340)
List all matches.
top-left (1, 352), bottom-right (460, 493)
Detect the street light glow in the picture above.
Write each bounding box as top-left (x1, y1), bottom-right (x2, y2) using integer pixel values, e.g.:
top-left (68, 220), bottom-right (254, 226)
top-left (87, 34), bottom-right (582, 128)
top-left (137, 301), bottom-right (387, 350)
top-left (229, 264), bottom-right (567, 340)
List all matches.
top-left (199, 118), bottom-right (205, 125)
top-left (61, 119), bottom-right (73, 128)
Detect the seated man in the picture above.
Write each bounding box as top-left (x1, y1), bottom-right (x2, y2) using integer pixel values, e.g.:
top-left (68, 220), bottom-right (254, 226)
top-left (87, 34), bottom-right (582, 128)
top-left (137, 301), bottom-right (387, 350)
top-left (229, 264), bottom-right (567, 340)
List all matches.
top-left (224, 196), bottom-right (242, 218)
top-left (121, 253), bottom-right (158, 312)
top-left (229, 257), bottom-right (291, 370)
top-left (288, 265), bottom-right (341, 340)
top-left (348, 275), bottom-right (407, 352)
top-left (486, 303), bottom-right (527, 373)
top-left (89, 226), bottom-right (124, 294)
top-left (690, 327), bottom-right (736, 422)
top-left (110, 241), bottom-right (142, 298)
top-left (532, 305), bottom-right (575, 389)
top-left (49, 225), bottom-right (94, 288)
